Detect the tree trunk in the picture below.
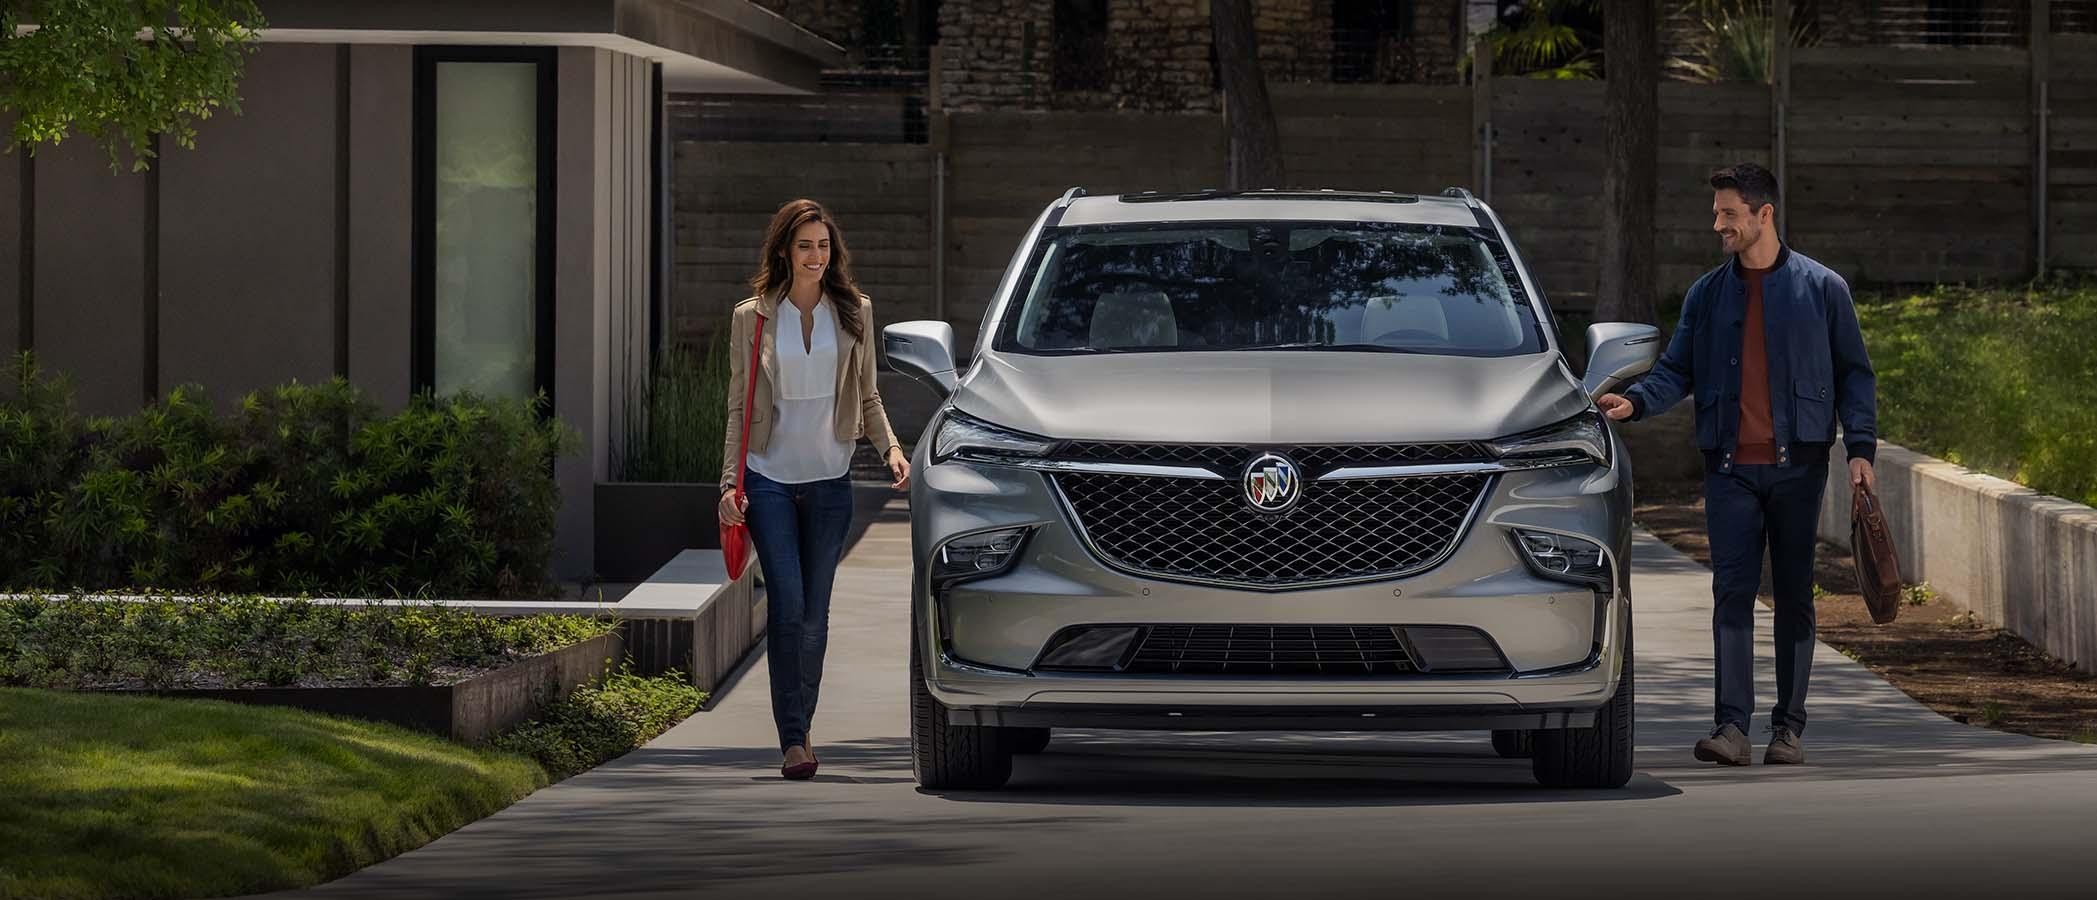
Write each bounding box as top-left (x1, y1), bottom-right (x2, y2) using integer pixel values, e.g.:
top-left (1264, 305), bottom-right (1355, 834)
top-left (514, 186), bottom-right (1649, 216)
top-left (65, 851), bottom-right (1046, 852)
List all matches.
top-left (1211, 0), bottom-right (1284, 190)
top-left (1595, 0), bottom-right (1659, 326)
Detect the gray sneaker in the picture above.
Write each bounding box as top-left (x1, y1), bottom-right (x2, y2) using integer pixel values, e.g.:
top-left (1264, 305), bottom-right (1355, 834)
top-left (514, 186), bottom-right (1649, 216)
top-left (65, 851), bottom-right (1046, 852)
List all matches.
top-left (1764, 726), bottom-right (1805, 765)
top-left (1693, 723), bottom-right (1752, 766)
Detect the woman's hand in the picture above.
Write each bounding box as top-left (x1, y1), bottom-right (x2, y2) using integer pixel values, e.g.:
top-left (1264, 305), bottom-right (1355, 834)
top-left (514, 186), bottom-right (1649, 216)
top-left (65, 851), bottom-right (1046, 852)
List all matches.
top-left (887, 446), bottom-right (911, 491)
top-left (719, 489), bottom-right (747, 525)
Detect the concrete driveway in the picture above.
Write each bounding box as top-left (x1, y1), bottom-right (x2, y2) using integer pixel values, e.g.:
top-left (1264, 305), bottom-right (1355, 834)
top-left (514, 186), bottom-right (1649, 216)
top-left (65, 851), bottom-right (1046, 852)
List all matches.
top-left (279, 490), bottom-right (2097, 900)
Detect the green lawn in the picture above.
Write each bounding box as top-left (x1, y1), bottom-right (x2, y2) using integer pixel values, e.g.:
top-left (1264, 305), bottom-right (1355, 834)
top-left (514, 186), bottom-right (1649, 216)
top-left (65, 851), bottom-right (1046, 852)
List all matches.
top-left (1856, 280), bottom-right (2097, 508)
top-left (0, 687), bottom-right (547, 900)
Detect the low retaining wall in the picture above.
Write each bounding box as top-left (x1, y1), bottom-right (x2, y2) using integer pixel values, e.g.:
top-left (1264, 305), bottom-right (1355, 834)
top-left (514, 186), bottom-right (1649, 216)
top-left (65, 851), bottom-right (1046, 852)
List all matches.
top-left (114, 632), bottom-right (625, 744)
top-left (1817, 441), bottom-right (2097, 672)
top-left (614, 550), bottom-right (764, 697)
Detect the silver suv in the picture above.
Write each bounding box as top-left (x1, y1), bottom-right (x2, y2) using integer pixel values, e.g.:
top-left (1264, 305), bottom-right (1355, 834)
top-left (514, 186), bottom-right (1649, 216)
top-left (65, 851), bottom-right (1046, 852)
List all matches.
top-left (882, 187), bottom-right (1660, 790)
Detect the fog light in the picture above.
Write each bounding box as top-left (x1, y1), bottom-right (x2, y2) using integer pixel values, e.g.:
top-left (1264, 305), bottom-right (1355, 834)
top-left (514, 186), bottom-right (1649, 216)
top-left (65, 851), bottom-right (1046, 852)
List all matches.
top-left (1511, 529), bottom-right (1612, 589)
top-left (933, 526), bottom-right (1032, 585)
top-left (1401, 626), bottom-right (1510, 673)
top-left (1035, 626), bottom-right (1144, 671)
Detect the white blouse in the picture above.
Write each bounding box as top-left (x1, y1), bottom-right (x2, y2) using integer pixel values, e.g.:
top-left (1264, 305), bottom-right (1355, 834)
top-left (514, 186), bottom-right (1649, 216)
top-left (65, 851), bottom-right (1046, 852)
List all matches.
top-left (746, 299), bottom-right (856, 484)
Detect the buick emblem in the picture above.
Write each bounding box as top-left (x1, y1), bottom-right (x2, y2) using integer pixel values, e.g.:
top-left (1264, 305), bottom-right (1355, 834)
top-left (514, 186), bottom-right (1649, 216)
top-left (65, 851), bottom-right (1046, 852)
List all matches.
top-left (1243, 453), bottom-right (1303, 513)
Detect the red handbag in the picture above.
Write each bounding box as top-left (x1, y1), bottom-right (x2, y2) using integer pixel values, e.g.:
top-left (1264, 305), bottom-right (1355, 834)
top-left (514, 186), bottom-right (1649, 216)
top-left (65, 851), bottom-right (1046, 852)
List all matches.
top-left (721, 312), bottom-right (767, 581)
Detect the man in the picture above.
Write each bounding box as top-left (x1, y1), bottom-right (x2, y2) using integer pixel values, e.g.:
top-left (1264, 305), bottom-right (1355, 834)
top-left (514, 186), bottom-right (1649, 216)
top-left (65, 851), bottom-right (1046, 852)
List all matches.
top-left (1598, 162), bottom-right (1878, 766)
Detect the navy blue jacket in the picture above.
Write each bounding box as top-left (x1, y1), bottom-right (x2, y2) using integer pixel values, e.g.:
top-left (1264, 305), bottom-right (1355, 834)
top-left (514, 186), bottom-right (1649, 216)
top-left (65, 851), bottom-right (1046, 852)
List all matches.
top-left (1624, 243), bottom-right (1878, 473)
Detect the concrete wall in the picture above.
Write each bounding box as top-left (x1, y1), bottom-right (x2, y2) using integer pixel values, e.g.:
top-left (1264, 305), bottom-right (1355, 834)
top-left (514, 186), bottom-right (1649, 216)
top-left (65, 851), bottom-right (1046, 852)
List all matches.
top-left (1488, 79), bottom-right (1774, 310)
top-left (555, 47), bottom-right (658, 581)
top-left (10, 43), bottom-right (386, 415)
top-left (347, 45), bottom-right (415, 411)
top-left (1, 124), bottom-right (20, 360)
top-left (1818, 442), bottom-right (2097, 673)
top-left (1789, 46), bottom-right (2032, 285)
top-left (33, 140), bottom-right (150, 416)
top-left (160, 45), bottom-right (341, 402)
top-left (670, 141), bottom-right (935, 341)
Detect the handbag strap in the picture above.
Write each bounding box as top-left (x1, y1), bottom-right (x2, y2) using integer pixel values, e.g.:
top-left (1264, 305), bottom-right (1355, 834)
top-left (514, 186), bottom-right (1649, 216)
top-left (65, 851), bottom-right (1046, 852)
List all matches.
top-left (734, 312), bottom-right (767, 494)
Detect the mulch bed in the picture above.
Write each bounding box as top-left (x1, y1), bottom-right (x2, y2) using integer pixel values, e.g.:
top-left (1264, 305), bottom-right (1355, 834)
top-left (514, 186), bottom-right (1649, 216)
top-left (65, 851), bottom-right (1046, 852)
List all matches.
top-left (1632, 479), bottom-right (2097, 744)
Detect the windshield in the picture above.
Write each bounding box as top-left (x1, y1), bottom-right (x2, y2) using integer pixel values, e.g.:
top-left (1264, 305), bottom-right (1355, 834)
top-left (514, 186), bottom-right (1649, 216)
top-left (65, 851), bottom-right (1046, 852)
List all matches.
top-left (994, 223), bottom-right (1547, 357)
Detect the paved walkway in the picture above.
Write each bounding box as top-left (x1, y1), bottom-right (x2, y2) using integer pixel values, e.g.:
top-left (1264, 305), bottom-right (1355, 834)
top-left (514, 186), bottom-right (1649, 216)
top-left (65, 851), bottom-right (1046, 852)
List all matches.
top-left (276, 491), bottom-right (2097, 900)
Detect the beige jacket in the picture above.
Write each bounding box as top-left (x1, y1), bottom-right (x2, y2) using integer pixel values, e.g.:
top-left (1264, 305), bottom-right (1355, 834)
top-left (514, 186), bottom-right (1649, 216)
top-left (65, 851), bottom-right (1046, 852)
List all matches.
top-left (720, 289), bottom-right (902, 493)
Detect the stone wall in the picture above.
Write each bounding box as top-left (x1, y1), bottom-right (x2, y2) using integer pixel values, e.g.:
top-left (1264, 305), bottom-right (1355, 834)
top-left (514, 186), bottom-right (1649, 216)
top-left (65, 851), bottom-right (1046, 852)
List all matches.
top-left (939, 0), bottom-right (1053, 109)
top-left (937, 0), bottom-right (1470, 112)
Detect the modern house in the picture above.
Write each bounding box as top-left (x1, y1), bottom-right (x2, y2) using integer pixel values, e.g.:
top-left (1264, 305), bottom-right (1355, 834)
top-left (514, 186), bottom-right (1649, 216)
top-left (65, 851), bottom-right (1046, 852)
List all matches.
top-left (0, 1), bottom-right (845, 581)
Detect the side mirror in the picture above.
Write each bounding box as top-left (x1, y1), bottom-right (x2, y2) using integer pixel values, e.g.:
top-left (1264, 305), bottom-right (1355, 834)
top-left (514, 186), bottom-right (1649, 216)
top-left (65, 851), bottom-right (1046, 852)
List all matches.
top-left (1582, 322), bottom-right (1662, 399)
top-left (883, 321), bottom-right (959, 399)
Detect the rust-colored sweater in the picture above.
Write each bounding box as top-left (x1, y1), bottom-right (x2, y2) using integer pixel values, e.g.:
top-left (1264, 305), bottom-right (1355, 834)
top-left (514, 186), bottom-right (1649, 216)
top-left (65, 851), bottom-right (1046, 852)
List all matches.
top-left (1736, 264), bottom-right (1778, 464)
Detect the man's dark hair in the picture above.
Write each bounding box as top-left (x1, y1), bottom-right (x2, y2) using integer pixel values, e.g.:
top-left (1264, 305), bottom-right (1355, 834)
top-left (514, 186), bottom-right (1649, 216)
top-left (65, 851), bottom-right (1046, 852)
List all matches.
top-left (1710, 163), bottom-right (1779, 214)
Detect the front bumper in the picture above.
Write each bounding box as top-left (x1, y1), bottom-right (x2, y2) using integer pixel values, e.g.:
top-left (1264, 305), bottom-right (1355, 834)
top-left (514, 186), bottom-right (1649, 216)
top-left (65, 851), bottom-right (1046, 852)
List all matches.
top-left (911, 445), bottom-right (1633, 731)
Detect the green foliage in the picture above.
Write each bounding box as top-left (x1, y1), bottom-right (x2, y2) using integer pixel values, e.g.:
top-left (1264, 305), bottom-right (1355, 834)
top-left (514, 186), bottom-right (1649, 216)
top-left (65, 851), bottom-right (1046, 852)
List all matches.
top-left (0, 592), bottom-right (616, 689)
top-left (0, 0), bottom-right (265, 172)
top-left (615, 336), bottom-right (731, 483)
top-left (2, 354), bottom-right (579, 598)
top-left (1856, 280), bottom-right (2097, 508)
top-left (492, 669), bottom-right (704, 781)
top-left (0, 686), bottom-right (546, 900)
top-left (1478, 0), bottom-right (1603, 80)
top-left (1667, 0), bottom-right (1821, 84)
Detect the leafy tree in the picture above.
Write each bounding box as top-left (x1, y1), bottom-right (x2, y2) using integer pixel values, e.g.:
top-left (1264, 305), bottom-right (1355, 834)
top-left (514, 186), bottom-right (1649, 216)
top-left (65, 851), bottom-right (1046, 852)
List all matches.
top-left (0, 0), bottom-right (265, 171)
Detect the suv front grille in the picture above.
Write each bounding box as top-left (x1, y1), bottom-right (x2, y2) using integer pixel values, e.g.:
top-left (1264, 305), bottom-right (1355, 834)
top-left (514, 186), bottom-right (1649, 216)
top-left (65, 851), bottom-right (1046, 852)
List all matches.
top-left (1127, 624), bottom-right (1415, 676)
top-left (1054, 470), bottom-right (1487, 587)
top-left (1056, 441), bottom-right (1486, 478)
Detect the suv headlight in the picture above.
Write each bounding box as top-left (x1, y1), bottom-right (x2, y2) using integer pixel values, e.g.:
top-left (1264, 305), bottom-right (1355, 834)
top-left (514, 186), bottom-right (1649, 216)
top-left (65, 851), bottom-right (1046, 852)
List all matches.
top-left (933, 526), bottom-right (1034, 586)
top-left (1512, 529), bottom-right (1613, 589)
top-left (1485, 410), bottom-right (1610, 467)
top-left (932, 409), bottom-right (1056, 463)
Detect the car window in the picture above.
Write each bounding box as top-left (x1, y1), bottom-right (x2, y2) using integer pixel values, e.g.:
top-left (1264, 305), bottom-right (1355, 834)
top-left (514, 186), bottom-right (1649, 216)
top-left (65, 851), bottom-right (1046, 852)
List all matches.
top-left (995, 223), bottom-right (1545, 357)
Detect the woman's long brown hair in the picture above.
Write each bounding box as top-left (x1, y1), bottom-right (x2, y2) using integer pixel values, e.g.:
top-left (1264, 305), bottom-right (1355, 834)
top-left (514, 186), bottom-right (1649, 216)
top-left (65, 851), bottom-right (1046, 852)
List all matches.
top-left (749, 199), bottom-right (863, 341)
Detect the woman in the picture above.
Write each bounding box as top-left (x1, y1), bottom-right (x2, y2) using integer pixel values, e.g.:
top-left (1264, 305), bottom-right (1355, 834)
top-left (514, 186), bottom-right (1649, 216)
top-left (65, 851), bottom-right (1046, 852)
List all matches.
top-left (719, 198), bottom-right (909, 781)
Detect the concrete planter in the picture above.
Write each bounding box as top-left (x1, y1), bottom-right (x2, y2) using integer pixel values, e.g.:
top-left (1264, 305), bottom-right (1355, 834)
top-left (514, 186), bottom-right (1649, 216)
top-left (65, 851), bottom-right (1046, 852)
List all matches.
top-left (1818, 441), bottom-right (2097, 673)
top-left (595, 482), bottom-right (723, 582)
top-left (114, 632), bottom-right (625, 744)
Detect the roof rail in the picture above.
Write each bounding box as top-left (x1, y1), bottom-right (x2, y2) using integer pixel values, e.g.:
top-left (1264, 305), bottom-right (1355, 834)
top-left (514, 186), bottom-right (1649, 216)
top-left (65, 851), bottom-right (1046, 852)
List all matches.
top-left (1441, 186), bottom-right (1480, 208)
top-left (1045, 186), bottom-right (1087, 228)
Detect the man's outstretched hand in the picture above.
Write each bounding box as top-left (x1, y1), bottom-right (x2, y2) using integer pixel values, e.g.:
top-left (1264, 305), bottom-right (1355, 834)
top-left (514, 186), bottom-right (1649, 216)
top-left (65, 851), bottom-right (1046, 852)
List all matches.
top-left (1597, 393), bottom-right (1634, 421)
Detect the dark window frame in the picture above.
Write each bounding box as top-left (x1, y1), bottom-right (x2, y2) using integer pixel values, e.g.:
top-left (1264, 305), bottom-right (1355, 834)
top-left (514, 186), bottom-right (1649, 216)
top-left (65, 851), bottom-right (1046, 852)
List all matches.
top-left (1052, 0), bottom-right (1111, 92)
top-left (411, 45), bottom-right (559, 410)
top-left (1331, 0), bottom-right (1416, 83)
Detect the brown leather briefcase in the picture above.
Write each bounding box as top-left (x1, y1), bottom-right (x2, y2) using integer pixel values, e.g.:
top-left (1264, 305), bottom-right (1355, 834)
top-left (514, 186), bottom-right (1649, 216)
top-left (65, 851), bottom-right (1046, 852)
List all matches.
top-left (1850, 485), bottom-right (1905, 625)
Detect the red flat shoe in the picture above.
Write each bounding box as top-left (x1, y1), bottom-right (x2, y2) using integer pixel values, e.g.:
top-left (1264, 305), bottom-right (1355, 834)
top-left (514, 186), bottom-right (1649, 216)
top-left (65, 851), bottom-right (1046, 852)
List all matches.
top-left (782, 759), bottom-right (817, 780)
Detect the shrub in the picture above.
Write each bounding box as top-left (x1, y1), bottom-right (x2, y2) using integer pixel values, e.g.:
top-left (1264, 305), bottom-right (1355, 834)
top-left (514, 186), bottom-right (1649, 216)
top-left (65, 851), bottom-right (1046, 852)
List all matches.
top-left (1, 353), bottom-right (579, 598)
top-left (1856, 280), bottom-right (2097, 508)
top-left (493, 669), bottom-right (705, 780)
top-left (0, 592), bottom-right (616, 690)
top-left (615, 337), bottom-right (730, 483)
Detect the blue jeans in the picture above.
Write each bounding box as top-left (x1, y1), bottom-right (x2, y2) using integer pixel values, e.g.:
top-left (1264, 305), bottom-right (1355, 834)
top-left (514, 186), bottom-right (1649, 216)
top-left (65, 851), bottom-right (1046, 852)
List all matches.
top-left (1705, 462), bottom-right (1828, 736)
top-left (743, 469), bottom-right (855, 752)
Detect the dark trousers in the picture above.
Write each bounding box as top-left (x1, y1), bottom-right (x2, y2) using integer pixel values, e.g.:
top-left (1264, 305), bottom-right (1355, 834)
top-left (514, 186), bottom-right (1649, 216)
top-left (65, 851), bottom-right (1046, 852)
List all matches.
top-left (744, 469), bottom-right (855, 752)
top-left (1704, 462), bottom-right (1828, 735)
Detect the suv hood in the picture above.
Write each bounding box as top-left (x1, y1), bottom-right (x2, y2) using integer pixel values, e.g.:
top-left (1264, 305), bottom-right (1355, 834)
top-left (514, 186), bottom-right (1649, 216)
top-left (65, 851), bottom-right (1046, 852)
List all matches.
top-left (951, 350), bottom-right (1592, 445)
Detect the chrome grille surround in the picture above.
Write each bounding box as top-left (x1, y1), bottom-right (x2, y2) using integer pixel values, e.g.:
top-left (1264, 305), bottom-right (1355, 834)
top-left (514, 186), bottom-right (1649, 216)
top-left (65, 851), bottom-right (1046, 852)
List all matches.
top-left (1049, 445), bottom-right (1493, 589)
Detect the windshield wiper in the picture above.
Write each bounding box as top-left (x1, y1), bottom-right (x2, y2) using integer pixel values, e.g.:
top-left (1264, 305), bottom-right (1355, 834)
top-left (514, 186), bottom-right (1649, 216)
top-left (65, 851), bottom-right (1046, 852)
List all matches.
top-left (1232, 342), bottom-right (1423, 353)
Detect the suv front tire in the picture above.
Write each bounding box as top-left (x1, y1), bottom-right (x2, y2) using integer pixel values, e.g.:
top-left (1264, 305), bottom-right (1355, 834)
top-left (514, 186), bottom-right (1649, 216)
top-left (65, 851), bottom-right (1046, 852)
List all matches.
top-left (1530, 628), bottom-right (1634, 789)
top-left (910, 614), bottom-right (1015, 790)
